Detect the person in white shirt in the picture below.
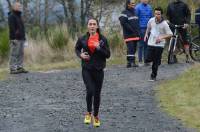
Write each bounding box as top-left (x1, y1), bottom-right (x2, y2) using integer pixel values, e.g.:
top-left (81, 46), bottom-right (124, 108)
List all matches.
top-left (144, 7), bottom-right (173, 81)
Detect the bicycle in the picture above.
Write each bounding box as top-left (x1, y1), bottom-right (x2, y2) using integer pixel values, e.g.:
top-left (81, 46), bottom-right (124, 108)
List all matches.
top-left (190, 24), bottom-right (200, 61)
top-left (167, 23), bottom-right (200, 64)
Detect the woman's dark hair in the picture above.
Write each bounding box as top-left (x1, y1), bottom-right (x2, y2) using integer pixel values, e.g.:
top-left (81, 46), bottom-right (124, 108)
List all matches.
top-left (87, 17), bottom-right (100, 34)
top-left (155, 7), bottom-right (163, 14)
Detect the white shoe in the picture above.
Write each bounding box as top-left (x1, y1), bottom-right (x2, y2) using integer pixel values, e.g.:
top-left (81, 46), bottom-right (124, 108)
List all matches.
top-left (138, 62), bottom-right (144, 67)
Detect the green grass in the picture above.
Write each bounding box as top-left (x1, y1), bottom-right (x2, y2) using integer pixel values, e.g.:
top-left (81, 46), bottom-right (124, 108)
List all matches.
top-left (156, 64), bottom-right (200, 131)
top-left (0, 57), bottom-right (126, 80)
top-left (0, 68), bottom-right (8, 80)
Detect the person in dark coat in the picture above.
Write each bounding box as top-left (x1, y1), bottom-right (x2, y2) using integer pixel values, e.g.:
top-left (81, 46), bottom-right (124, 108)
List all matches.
top-left (75, 18), bottom-right (110, 127)
top-left (166, 0), bottom-right (191, 63)
top-left (119, 0), bottom-right (140, 68)
top-left (8, 1), bottom-right (28, 74)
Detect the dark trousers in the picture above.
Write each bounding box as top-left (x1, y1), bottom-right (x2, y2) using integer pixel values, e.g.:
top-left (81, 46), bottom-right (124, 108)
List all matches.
top-left (9, 40), bottom-right (25, 70)
top-left (146, 46), bottom-right (163, 78)
top-left (82, 68), bottom-right (104, 117)
top-left (138, 28), bottom-right (148, 62)
top-left (126, 41), bottom-right (138, 64)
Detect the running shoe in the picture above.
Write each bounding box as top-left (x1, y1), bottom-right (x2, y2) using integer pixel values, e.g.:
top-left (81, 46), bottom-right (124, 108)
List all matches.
top-left (84, 112), bottom-right (92, 124)
top-left (93, 116), bottom-right (100, 127)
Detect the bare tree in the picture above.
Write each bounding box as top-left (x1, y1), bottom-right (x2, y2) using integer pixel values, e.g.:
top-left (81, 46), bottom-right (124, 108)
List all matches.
top-left (56, 0), bottom-right (69, 24)
top-left (6, 0), bottom-right (12, 11)
top-left (21, 0), bottom-right (33, 25)
top-left (0, 2), bottom-right (5, 23)
top-left (44, 0), bottom-right (49, 34)
top-left (80, 0), bottom-right (94, 27)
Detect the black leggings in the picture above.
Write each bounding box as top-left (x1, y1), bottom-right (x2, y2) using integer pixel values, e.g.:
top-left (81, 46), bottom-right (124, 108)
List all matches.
top-left (82, 68), bottom-right (104, 117)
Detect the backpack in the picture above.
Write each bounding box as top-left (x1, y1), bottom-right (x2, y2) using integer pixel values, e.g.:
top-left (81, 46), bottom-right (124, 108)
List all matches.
top-left (195, 8), bottom-right (200, 25)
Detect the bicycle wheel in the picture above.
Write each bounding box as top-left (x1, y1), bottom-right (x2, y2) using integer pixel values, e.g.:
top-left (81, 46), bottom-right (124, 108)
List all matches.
top-left (168, 38), bottom-right (176, 64)
top-left (190, 36), bottom-right (200, 62)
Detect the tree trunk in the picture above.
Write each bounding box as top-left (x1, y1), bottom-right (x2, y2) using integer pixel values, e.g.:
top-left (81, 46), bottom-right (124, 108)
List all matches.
top-left (44, 0), bottom-right (49, 34)
top-left (6, 0), bottom-right (12, 11)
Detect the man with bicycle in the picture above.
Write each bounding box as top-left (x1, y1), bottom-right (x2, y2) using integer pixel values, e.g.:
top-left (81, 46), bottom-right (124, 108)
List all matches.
top-left (166, 0), bottom-right (191, 63)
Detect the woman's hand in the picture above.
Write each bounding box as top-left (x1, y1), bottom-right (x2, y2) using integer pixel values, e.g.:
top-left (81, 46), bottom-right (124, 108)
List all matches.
top-left (80, 52), bottom-right (90, 60)
top-left (95, 40), bottom-right (104, 50)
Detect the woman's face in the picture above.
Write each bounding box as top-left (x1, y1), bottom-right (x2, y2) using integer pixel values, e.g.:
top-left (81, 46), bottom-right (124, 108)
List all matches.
top-left (87, 19), bottom-right (98, 35)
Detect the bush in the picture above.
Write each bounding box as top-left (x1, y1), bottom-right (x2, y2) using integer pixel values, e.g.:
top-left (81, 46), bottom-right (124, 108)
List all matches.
top-left (46, 25), bottom-right (69, 51)
top-left (28, 26), bottom-right (43, 40)
top-left (106, 30), bottom-right (125, 56)
top-left (0, 28), bottom-right (9, 60)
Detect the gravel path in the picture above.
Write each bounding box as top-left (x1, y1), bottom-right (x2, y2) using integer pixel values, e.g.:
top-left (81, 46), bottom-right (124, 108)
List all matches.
top-left (0, 63), bottom-right (197, 132)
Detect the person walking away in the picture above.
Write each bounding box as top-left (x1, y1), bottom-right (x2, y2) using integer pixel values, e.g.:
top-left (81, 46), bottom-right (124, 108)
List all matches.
top-left (119, 0), bottom-right (140, 68)
top-left (135, 0), bottom-right (153, 66)
top-left (8, 1), bottom-right (28, 74)
top-left (145, 7), bottom-right (173, 81)
top-left (75, 18), bottom-right (110, 127)
top-left (166, 0), bottom-right (191, 63)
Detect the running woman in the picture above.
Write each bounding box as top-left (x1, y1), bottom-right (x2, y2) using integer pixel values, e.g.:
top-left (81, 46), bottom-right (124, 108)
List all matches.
top-left (75, 18), bottom-right (110, 127)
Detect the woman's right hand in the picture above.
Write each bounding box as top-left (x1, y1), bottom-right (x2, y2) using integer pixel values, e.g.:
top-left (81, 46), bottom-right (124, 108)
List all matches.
top-left (80, 52), bottom-right (90, 60)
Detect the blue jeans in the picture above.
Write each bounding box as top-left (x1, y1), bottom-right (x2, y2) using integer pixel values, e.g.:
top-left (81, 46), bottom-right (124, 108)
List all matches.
top-left (138, 28), bottom-right (148, 63)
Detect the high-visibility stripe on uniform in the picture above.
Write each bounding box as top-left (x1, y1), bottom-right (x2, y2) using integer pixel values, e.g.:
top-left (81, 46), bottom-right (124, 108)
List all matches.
top-left (119, 14), bottom-right (127, 18)
top-left (126, 55), bottom-right (135, 57)
top-left (125, 37), bottom-right (140, 42)
top-left (195, 13), bottom-right (200, 15)
top-left (128, 16), bottom-right (138, 20)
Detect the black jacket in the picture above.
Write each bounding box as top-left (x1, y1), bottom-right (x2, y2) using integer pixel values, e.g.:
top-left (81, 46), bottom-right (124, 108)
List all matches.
top-left (195, 8), bottom-right (200, 26)
top-left (75, 33), bottom-right (110, 70)
top-left (119, 8), bottom-right (140, 39)
top-left (166, 1), bottom-right (191, 25)
top-left (8, 11), bottom-right (26, 40)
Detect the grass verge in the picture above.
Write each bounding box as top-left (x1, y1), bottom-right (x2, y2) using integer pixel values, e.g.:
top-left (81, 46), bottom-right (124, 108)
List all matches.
top-left (0, 68), bottom-right (8, 80)
top-left (156, 64), bottom-right (200, 131)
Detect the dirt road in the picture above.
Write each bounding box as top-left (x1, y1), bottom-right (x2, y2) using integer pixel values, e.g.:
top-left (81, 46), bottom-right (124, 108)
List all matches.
top-left (0, 63), bottom-right (197, 132)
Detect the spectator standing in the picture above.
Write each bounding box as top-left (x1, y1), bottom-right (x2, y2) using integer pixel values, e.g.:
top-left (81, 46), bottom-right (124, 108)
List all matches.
top-left (166, 0), bottom-right (191, 63)
top-left (135, 0), bottom-right (153, 66)
top-left (8, 1), bottom-right (28, 74)
top-left (119, 0), bottom-right (140, 68)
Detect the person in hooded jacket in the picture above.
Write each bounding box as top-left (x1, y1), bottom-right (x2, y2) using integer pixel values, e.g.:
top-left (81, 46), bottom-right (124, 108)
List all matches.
top-left (75, 18), bottom-right (110, 127)
top-left (119, 0), bottom-right (140, 68)
top-left (145, 7), bottom-right (173, 81)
